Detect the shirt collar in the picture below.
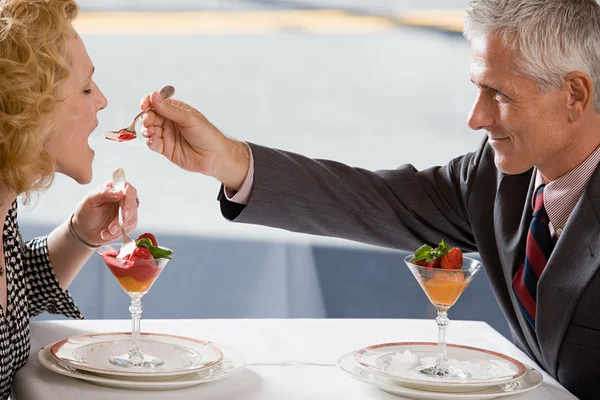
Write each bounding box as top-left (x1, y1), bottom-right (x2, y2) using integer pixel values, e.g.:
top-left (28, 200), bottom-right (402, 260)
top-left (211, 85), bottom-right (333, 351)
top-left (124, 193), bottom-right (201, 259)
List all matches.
top-left (533, 145), bottom-right (600, 233)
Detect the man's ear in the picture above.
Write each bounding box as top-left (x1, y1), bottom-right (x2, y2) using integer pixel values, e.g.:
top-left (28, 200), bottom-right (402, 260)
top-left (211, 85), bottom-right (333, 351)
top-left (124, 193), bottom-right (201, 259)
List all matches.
top-left (564, 71), bottom-right (593, 122)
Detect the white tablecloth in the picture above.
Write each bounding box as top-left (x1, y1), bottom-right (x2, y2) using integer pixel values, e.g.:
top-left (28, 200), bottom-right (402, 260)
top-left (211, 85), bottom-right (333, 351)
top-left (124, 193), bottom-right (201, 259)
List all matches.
top-left (13, 319), bottom-right (576, 400)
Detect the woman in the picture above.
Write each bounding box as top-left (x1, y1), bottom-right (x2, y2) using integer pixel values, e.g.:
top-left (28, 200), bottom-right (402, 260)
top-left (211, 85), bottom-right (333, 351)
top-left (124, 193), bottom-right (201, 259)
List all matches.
top-left (0, 0), bottom-right (138, 396)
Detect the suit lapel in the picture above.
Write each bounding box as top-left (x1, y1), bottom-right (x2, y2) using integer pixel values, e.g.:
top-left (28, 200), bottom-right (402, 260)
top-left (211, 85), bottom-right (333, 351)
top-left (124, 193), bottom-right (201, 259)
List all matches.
top-left (494, 170), bottom-right (545, 364)
top-left (536, 167), bottom-right (600, 377)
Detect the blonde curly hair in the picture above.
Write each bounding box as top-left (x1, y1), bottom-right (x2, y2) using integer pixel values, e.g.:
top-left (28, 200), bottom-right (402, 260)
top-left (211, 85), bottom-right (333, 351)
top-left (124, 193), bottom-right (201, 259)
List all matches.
top-left (0, 0), bottom-right (79, 201)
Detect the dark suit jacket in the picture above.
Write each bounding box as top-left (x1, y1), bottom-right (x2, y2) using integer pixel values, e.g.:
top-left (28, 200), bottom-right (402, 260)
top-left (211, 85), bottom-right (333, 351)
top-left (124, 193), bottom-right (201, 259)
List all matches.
top-left (219, 138), bottom-right (600, 399)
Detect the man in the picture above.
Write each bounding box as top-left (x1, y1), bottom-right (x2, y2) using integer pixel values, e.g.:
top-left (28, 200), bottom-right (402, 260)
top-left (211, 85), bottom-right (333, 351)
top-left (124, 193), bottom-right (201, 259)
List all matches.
top-left (140, 0), bottom-right (600, 398)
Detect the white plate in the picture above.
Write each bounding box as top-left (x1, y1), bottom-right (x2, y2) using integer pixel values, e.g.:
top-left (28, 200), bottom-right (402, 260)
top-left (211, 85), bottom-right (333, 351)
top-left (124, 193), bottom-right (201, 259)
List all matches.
top-left (39, 342), bottom-right (244, 391)
top-left (339, 351), bottom-right (542, 400)
top-left (354, 342), bottom-right (526, 393)
top-left (50, 332), bottom-right (223, 379)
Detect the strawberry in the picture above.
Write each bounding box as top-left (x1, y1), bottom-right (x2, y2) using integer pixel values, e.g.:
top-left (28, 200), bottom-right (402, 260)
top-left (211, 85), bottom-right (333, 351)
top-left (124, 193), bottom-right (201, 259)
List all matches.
top-left (137, 233), bottom-right (158, 247)
top-left (134, 234), bottom-right (174, 260)
top-left (441, 248), bottom-right (463, 270)
top-left (425, 259), bottom-right (442, 269)
top-left (413, 258), bottom-right (441, 269)
top-left (117, 130), bottom-right (136, 141)
top-left (414, 259), bottom-right (427, 267)
top-left (412, 240), bottom-right (455, 269)
top-left (128, 246), bottom-right (154, 261)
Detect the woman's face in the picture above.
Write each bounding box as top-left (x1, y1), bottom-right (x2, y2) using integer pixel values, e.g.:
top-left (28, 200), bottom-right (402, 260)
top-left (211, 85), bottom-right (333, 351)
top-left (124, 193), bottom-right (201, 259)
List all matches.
top-left (44, 35), bottom-right (108, 184)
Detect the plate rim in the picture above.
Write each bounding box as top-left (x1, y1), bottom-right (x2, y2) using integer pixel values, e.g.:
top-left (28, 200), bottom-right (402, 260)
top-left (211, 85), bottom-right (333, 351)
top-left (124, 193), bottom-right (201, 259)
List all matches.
top-left (339, 351), bottom-right (543, 400)
top-left (49, 332), bottom-right (224, 378)
top-left (39, 341), bottom-right (245, 390)
top-left (354, 341), bottom-right (527, 388)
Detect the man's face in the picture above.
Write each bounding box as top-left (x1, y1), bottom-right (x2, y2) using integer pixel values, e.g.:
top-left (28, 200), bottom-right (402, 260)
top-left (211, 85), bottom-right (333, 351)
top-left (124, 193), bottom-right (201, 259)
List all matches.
top-left (467, 33), bottom-right (571, 177)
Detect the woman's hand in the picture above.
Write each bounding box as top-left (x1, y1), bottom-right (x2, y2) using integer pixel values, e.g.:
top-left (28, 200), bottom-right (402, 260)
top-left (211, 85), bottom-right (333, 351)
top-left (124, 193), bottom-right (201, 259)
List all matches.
top-left (70, 181), bottom-right (139, 246)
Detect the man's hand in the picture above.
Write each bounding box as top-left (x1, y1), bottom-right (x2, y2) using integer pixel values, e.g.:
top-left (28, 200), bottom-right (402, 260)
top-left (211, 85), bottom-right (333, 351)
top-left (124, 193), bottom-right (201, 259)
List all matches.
top-left (140, 91), bottom-right (250, 191)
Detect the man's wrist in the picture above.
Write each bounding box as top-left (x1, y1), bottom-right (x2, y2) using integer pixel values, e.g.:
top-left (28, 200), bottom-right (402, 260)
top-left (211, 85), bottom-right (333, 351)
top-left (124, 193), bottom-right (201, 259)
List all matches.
top-left (214, 139), bottom-right (250, 191)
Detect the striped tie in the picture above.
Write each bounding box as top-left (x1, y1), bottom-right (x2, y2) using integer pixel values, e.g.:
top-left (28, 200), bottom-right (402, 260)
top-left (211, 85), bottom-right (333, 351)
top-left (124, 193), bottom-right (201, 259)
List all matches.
top-left (512, 185), bottom-right (554, 328)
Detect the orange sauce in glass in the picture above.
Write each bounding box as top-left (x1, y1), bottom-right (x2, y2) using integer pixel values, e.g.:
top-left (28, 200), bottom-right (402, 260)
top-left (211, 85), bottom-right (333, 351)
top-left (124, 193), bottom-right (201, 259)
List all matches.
top-left (421, 271), bottom-right (468, 307)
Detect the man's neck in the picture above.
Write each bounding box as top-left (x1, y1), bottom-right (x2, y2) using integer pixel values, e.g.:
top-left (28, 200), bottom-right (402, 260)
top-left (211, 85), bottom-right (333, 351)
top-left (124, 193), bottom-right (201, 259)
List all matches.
top-left (538, 117), bottom-right (600, 181)
top-left (538, 140), bottom-right (600, 182)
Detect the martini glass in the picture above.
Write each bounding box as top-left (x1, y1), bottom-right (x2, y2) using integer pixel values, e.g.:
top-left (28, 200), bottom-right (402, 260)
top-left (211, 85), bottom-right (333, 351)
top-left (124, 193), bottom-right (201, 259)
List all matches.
top-left (98, 244), bottom-right (171, 368)
top-left (404, 254), bottom-right (481, 379)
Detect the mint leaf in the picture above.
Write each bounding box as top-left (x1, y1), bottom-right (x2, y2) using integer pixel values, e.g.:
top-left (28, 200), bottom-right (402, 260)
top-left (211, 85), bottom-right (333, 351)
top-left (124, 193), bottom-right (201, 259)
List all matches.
top-left (135, 238), bottom-right (174, 260)
top-left (437, 240), bottom-right (451, 254)
top-left (150, 246), bottom-right (174, 260)
top-left (136, 238), bottom-right (154, 248)
top-left (412, 245), bottom-right (433, 262)
top-left (425, 239), bottom-right (451, 261)
top-left (412, 240), bottom-right (453, 264)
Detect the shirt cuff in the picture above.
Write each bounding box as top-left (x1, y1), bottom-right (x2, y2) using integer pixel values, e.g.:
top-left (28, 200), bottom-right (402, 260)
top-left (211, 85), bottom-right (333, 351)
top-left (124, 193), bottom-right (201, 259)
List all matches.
top-left (223, 143), bottom-right (254, 205)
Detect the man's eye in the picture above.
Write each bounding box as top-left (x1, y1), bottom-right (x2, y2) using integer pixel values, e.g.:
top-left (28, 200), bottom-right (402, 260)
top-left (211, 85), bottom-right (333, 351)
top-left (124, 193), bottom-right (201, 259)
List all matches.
top-left (491, 89), bottom-right (505, 101)
top-left (84, 89), bottom-right (92, 95)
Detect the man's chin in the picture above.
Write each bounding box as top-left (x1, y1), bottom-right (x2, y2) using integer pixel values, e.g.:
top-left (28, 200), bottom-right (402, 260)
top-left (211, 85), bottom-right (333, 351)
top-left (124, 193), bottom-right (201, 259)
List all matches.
top-left (494, 157), bottom-right (533, 175)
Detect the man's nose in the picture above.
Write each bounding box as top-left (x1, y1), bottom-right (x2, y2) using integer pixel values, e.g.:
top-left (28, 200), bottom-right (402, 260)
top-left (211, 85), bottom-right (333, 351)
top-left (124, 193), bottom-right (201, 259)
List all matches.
top-left (467, 93), bottom-right (494, 131)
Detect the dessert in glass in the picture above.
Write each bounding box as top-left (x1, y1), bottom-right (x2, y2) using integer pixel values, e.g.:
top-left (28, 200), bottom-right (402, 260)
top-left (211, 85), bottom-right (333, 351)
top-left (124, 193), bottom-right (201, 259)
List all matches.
top-left (98, 232), bottom-right (173, 368)
top-left (404, 240), bottom-right (481, 379)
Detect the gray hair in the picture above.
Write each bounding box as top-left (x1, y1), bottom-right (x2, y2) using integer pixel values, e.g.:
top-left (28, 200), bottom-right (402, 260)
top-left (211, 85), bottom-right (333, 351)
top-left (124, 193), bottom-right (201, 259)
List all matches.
top-left (464, 0), bottom-right (600, 112)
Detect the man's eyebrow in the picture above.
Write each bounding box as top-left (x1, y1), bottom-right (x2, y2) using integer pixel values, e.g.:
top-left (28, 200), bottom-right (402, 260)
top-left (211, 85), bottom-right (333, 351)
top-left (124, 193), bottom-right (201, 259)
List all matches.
top-left (470, 79), bottom-right (501, 92)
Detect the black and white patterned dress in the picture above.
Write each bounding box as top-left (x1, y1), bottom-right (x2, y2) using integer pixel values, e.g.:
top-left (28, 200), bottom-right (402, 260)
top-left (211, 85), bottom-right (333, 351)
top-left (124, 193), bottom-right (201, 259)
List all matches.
top-left (1, 201), bottom-right (82, 399)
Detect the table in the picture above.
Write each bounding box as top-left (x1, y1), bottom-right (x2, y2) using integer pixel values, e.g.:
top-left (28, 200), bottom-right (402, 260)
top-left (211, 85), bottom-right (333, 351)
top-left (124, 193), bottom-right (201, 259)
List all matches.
top-left (13, 319), bottom-right (576, 400)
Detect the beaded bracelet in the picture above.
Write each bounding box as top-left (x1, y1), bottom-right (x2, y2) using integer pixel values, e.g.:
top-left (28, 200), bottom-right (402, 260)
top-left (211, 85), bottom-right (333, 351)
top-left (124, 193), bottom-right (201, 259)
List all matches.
top-left (68, 213), bottom-right (100, 250)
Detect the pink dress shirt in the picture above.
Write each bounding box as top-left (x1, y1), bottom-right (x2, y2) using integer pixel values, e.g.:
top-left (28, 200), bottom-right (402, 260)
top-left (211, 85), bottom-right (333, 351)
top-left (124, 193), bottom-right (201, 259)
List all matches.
top-left (224, 144), bottom-right (255, 204)
top-left (534, 145), bottom-right (600, 238)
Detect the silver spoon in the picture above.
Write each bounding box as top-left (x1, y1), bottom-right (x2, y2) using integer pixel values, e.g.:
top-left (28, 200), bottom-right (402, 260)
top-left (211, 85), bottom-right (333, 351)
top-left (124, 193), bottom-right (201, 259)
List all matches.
top-left (111, 168), bottom-right (136, 258)
top-left (104, 85), bottom-right (175, 142)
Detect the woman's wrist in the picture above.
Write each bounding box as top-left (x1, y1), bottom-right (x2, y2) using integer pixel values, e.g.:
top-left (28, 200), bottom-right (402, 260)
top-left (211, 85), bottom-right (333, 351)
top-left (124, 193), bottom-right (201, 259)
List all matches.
top-left (68, 213), bottom-right (99, 250)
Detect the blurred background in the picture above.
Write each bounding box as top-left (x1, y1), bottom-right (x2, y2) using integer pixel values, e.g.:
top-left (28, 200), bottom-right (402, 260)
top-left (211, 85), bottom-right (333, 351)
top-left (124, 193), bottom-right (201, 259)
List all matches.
top-left (22, 1), bottom-right (511, 338)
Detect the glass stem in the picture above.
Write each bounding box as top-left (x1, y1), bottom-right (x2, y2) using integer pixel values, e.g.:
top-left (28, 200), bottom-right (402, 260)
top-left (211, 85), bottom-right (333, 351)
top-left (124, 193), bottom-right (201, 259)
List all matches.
top-left (436, 309), bottom-right (449, 373)
top-left (129, 295), bottom-right (144, 363)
